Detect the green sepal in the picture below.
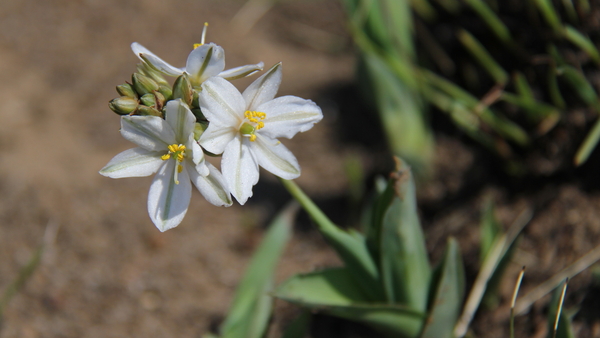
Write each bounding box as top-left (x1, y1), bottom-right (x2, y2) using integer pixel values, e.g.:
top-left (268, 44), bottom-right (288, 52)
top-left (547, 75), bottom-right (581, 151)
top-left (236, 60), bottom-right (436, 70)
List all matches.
top-left (419, 238), bottom-right (465, 338)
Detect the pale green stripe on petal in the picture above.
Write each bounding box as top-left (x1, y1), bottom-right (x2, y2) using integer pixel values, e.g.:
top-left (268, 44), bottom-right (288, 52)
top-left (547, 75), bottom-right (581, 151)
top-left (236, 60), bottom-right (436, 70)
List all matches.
top-left (219, 62), bottom-right (265, 81)
top-left (121, 115), bottom-right (176, 152)
top-left (187, 162), bottom-right (232, 206)
top-left (252, 135), bottom-right (300, 180)
top-left (243, 63), bottom-right (282, 111)
top-left (222, 135), bottom-right (259, 205)
top-left (100, 147), bottom-right (163, 178)
top-left (148, 160), bottom-right (192, 232)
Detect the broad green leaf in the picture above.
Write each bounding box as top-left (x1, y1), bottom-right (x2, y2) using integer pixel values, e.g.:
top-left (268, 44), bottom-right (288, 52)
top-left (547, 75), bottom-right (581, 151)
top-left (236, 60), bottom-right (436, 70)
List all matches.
top-left (377, 159), bottom-right (431, 312)
top-left (419, 238), bottom-right (465, 338)
top-left (219, 204), bottom-right (295, 338)
top-left (275, 268), bottom-right (371, 306)
top-left (275, 268), bottom-right (425, 338)
top-left (361, 54), bottom-right (435, 174)
top-left (280, 179), bottom-right (384, 301)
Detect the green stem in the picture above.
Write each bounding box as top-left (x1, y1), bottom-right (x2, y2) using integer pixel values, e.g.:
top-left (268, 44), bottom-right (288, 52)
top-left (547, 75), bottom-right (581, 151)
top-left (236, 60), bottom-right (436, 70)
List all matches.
top-left (279, 178), bottom-right (338, 233)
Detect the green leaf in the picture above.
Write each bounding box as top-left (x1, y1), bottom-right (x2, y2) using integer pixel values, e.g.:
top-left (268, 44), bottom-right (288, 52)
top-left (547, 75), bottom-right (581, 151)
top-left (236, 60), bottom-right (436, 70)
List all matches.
top-left (275, 268), bottom-right (425, 338)
top-left (375, 159), bottom-right (431, 311)
top-left (564, 25), bottom-right (600, 65)
top-left (275, 268), bottom-right (372, 306)
top-left (361, 54), bottom-right (435, 173)
top-left (419, 238), bottom-right (465, 338)
top-left (457, 29), bottom-right (508, 84)
top-left (574, 116), bottom-right (600, 166)
top-left (463, 0), bottom-right (512, 43)
top-left (558, 65), bottom-right (600, 111)
top-left (280, 179), bottom-right (384, 301)
top-left (219, 204), bottom-right (296, 338)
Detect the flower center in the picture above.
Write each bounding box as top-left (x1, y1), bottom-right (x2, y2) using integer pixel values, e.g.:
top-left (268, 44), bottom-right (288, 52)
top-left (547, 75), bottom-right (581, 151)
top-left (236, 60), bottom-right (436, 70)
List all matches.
top-left (161, 144), bottom-right (186, 184)
top-left (240, 111), bottom-right (266, 142)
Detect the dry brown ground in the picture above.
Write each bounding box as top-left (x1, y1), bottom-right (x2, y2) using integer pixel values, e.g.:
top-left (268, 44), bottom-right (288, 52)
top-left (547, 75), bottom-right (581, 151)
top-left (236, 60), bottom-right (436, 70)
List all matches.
top-left (0, 1), bottom-right (600, 338)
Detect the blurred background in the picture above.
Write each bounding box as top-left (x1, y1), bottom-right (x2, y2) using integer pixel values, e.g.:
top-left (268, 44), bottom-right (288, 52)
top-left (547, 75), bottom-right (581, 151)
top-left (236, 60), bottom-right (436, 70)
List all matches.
top-left (1, 0), bottom-right (600, 337)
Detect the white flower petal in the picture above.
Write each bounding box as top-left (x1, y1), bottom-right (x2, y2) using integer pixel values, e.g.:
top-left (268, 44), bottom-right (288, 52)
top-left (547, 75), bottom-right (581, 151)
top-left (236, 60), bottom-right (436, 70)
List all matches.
top-left (148, 160), bottom-right (192, 232)
top-left (218, 62), bottom-right (264, 81)
top-left (165, 100), bottom-right (195, 144)
top-left (199, 123), bottom-right (237, 155)
top-left (222, 135), bottom-right (259, 205)
top-left (198, 77), bottom-right (245, 127)
top-left (187, 162), bottom-right (232, 207)
top-left (187, 133), bottom-right (206, 167)
top-left (121, 116), bottom-right (176, 152)
top-left (186, 43), bottom-right (225, 86)
top-left (131, 42), bottom-right (184, 77)
top-left (99, 148), bottom-right (164, 178)
top-left (251, 134), bottom-right (300, 179)
top-left (242, 63), bottom-right (282, 111)
top-left (257, 95), bottom-right (323, 139)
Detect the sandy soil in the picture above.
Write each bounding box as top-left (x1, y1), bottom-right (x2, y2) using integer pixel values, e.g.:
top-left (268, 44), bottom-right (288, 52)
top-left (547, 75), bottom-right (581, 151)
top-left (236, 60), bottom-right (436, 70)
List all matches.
top-left (0, 1), bottom-right (599, 338)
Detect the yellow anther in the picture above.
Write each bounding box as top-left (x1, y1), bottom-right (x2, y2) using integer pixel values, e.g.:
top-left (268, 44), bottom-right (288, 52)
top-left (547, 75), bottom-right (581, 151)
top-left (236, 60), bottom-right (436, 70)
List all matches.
top-left (177, 164), bottom-right (183, 173)
top-left (193, 43), bottom-right (203, 49)
top-left (249, 134), bottom-right (257, 142)
top-left (163, 144), bottom-right (186, 162)
top-left (257, 121), bottom-right (264, 129)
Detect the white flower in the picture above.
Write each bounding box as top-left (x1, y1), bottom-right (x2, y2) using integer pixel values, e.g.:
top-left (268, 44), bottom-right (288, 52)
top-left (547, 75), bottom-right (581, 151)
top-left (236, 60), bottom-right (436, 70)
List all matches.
top-left (131, 25), bottom-right (263, 89)
top-left (100, 100), bottom-right (232, 231)
top-left (198, 63), bottom-right (323, 205)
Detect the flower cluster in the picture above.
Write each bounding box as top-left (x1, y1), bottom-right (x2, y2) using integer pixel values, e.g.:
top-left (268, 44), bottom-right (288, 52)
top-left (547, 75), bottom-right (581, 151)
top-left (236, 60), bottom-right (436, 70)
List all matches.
top-left (100, 25), bottom-right (323, 231)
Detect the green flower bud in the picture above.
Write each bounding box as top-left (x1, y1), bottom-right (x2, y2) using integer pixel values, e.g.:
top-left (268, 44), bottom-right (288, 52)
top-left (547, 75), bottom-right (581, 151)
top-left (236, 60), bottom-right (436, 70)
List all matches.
top-left (140, 93), bottom-right (157, 107)
top-left (158, 84), bottom-right (173, 101)
top-left (193, 122), bottom-right (207, 141)
top-left (172, 75), bottom-right (193, 106)
top-left (154, 91), bottom-right (166, 110)
top-left (116, 83), bottom-right (137, 98)
top-left (109, 96), bottom-right (139, 115)
top-left (132, 73), bottom-right (159, 95)
top-left (138, 62), bottom-right (169, 86)
top-left (137, 105), bottom-right (162, 117)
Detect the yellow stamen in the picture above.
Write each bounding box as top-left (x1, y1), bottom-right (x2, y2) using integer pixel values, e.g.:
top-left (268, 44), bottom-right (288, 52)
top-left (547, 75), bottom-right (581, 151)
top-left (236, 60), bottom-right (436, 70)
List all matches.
top-left (244, 110), bottom-right (266, 130)
top-left (162, 144), bottom-right (187, 184)
top-left (249, 134), bottom-right (257, 142)
top-left (193, 43), bottom-right (202, 49)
